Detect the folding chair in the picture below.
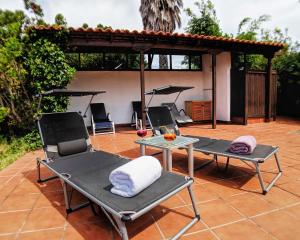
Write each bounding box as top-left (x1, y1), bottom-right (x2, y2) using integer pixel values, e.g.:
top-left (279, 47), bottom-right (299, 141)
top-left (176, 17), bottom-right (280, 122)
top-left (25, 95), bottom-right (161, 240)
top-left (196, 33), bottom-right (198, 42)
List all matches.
top-left (162, 102), bottom-right (193, 124)
top-left (90, 103), bottom-right (115, 135)
top-left (36, 112), bottom-right (200, 239)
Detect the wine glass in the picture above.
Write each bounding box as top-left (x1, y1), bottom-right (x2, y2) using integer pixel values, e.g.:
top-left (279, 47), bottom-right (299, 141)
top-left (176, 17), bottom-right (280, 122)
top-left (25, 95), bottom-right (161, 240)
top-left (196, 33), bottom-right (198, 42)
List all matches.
top-left (137, 120), bottom-right (147, 140)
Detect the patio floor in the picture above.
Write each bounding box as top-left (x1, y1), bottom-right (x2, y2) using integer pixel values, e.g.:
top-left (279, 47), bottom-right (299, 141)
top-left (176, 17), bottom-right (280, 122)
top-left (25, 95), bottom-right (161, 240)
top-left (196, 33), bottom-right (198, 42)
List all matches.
top-left (0, 118), bottom-right (300, 240)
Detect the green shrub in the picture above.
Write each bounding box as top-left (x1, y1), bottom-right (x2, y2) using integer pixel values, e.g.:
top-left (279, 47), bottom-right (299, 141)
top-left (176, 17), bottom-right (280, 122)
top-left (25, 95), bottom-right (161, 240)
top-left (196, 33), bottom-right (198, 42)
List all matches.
top-left (23, 130), bottom-right (42, 151)
top-left (0, 136), bottom-right (27, 170)
top-left (0, 107), bottom-right (9, 123)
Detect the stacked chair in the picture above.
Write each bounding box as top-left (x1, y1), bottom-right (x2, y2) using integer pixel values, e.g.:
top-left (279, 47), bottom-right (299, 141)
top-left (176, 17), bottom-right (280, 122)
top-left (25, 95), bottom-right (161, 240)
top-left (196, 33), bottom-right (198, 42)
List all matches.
top-left (162, 103), bottom-right (193, 124)
top-left (90, 103), bottom-right (115, 135)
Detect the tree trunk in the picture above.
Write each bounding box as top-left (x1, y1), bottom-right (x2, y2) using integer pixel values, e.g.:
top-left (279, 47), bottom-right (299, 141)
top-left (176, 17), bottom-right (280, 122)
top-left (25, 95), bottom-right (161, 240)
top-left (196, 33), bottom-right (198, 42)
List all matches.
top-left (159, 55), bottom-right (168, 69)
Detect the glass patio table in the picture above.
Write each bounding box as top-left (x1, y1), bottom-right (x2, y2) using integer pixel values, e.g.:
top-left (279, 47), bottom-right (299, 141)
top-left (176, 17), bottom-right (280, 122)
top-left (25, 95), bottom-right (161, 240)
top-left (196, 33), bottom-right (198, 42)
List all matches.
top-left (135, 135), bottom-right (199, 177)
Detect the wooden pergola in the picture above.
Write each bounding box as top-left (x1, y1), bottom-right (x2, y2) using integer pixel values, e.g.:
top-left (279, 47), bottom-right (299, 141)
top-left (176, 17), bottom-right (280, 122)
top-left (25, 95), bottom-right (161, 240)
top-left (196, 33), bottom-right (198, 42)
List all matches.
top-left (31, 26), bottom-right (284, 129)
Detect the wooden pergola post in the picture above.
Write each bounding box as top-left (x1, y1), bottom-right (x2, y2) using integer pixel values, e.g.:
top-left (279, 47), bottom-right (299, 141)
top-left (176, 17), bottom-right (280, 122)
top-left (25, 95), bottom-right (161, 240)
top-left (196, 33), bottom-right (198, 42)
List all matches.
top-left (140, 51), bottom-right (146, 129)
top-left (243, 53), bottom-right (248, 125)
top-left (212, 52), bottom-right (217, 129)
top-left (265, 54), bottom-right (274, 122)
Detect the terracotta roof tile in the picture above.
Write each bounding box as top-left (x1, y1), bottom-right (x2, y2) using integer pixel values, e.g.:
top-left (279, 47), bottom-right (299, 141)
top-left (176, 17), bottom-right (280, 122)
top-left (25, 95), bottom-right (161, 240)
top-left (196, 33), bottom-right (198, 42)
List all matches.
top-left (29, 25), bottom-right (285, 48)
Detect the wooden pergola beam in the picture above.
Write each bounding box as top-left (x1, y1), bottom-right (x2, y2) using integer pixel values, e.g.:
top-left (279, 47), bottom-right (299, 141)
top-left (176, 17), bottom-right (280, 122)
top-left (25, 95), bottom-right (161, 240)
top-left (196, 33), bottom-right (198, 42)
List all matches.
top-left (265, 54), bottom-right (274, 122)
top-left (139, 51), bottom-right (146, 129)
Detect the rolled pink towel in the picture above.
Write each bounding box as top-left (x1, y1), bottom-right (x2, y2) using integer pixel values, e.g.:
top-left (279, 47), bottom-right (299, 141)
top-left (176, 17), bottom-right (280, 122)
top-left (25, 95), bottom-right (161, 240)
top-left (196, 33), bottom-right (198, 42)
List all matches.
top-left (228, 135), bottom-right (257, 155)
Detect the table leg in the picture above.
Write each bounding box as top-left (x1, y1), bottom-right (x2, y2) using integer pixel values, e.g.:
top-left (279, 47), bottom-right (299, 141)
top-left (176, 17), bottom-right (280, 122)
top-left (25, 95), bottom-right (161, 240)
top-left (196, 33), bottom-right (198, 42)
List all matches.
top-left (188, 144), bottom-right (194, 177)
top-left (162, 149), bottom-right (167, 171)
top-left (167, 149), bottom-right (172, 172)
top-left (140, 145), bottom-right (146, 156)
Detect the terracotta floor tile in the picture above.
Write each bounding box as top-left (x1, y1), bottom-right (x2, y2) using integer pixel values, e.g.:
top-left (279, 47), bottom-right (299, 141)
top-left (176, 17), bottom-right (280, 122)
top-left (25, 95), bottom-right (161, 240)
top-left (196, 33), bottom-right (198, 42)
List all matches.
top-left (0, 194), bottom-right (39, 211)
top-left (253, 210), bottom-right (300, 240)
top-left (178, 184), bottom-right (219, 204)
top-left (203, 180), bottom-right (243, 199)
top-left (182, 230), bottom-right (217, 240)
top-left (151, 206), bottom-right (205, 238)
top-left (18, 228), bottom-right (64, 240)
top-left (0, 177), bottom-right (11, 186)
top-left (0, 235), bottom-right (16, 240)
top-left (283, 203), bottom-right (300, 220)
top-left (64, 221), bottom-right (112, 240)
top-left (0, 211), bottom-right (30, 234)
top-left (214, 220), bottom-right (272, 240)
top-left (233, 175), bottom-right (263, 193)
top-left (159, 195), bottom-right (186, 209)
top-left (126, 213), bottom-right (163, 240)
top-left (0, 118), bottom-right (299, 238)
top-left (277, 181), bottom-right (300, 197)
top-left (11, 180), bottom-right (41, 195)
top-left (34, 191), bottom-right (65, 208)
top-left (67, 206), bottom-right (102, 224)
top-left (22, 207), bottom-right (66, 231)
top-left (226, 193), bottom-right (277, 217)
top-left (39, 179), bottom-right (62, 193)
top-left (197, 199), bottom-right (244, 227)
top-left (260, 186), bottom-right (299, 207)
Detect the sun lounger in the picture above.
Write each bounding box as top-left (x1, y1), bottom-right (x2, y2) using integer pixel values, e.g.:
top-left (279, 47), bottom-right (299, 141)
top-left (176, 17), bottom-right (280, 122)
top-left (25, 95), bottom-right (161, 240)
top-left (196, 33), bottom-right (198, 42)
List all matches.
top-left (146, 106), bottom-right (282, 194)
top-left (162, 103), bottom-right (193, 124)
top-left (37, 112), bottom-right (200, 240)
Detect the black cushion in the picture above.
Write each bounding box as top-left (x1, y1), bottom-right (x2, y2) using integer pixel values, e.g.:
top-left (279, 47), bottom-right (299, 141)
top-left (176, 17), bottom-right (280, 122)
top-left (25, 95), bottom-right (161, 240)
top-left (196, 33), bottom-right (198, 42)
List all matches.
top-left (58, 138), bottom-right (87, 156)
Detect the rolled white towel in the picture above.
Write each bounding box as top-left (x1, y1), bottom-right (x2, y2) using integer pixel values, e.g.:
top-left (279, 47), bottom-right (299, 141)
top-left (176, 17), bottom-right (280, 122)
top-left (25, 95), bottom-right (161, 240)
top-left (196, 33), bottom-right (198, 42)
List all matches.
top-left (109, 156), bottom-right (162, 197)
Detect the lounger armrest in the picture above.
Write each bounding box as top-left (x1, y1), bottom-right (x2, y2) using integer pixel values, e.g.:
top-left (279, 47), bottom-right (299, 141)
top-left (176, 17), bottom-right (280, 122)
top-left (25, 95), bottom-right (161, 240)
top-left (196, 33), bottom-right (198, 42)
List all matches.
top-left (179, 109), bottom-right (187, 115)
top-left (91, 115), bottom-right (96, 127)
top-left (107, 113), bottom-right (112, 121)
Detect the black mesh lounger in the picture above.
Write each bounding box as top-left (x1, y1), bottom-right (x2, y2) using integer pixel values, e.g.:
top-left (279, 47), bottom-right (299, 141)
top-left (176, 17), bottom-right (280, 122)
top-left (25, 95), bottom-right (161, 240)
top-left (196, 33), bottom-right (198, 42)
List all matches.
top-left (37, 112), bottom-right (200, 240)
top-left (147, 106), bottom-right (282, 194)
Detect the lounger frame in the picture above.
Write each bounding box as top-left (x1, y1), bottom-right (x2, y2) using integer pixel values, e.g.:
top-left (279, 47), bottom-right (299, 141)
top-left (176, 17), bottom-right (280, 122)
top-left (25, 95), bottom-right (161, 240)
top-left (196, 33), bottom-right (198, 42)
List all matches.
top-left (36, 112), bottom-right (200, 240)
top-left (37, 157), bottom-right (200, 240)
top-left (146, 106), bottom-right (282, 194)
top-left (195, 146), bottom-right (282, 194)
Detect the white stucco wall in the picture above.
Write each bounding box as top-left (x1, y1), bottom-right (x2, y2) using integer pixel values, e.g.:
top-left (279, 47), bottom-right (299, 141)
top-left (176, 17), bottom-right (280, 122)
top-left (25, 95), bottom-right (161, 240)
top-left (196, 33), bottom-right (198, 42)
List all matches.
top-left (67, 71), bottom-right (207, 125)
top-left (201, 52), bottom-right (231, 122)
top-left (67, 53), bottom-right (231, 125)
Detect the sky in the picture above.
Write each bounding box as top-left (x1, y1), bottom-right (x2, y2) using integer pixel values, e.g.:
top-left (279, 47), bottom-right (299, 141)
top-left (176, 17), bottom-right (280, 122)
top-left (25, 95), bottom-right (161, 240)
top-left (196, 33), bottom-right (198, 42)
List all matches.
top-left (1, 0), bottom-right (299, 41)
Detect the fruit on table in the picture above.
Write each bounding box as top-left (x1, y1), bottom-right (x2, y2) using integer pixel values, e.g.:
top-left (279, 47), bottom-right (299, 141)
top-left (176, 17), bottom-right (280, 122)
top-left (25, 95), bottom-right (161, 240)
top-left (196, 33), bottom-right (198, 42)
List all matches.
top-left (164, 133), bottom-right (177, 141)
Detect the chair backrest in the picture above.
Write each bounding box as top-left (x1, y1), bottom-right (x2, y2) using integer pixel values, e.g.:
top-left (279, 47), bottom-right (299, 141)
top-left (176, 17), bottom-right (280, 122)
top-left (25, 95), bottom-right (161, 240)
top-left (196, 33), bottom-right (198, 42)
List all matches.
top-left (90, 103), bottom-right (108, 122)
top-left (161, 103), bottom-right (181, 117)
top-left (38, 112), bottom-right (91, 159)
top-left (147, 106), bottom-right (180, 136)
top-left (132, 101), bottom-right (142, 119)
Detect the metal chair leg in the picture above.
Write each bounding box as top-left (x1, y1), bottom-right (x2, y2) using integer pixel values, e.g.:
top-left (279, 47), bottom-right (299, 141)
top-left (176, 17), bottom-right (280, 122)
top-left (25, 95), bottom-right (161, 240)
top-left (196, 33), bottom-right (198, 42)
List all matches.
top-left (36, 158), bottom-right (58, 183)
top-left (171, 185), bottom-right (200, 240)
top-left (114, 217), bottom-right (129, 240)
top-left (224, 157), bottom-right (230, 172)
top-left (254, 153), bottom-right (282, 195)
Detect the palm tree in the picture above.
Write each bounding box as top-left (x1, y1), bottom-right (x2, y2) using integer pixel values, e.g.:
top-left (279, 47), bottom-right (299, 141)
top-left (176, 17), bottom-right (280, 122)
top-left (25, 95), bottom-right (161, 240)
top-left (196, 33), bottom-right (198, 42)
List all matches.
top-left (140, 0), bottom-right (183, 68)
